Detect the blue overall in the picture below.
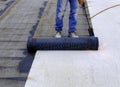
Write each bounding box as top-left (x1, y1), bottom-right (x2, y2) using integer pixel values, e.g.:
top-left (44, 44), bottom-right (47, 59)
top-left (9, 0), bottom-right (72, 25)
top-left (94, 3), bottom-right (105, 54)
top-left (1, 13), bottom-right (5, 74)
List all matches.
top-left (55, 0), bottom-right (79, 33)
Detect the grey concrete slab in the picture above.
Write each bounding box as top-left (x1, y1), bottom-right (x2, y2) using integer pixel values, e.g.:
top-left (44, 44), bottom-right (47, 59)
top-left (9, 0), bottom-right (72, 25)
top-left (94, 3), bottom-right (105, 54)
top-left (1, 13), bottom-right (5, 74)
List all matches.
top-left (0, 28), bottom-right (30, 35)
top-left (0, 42), bottom-right (9, 49)
top-left (0, 0), bottom-right (49, 86)
top-left (0, 0), bottom-right (19, 20)
top-left (0, 1), bottom-right (49, 87)
top-left (0, 79), bottom-right (25, 87)
top-left (0, 0), bottom-right (7, 10)
top-left (0, 59), bottom-right (21, 67)
top-left (7, 42), bottom-right (27, 49)
top-left (5, 23), bottom-right (34, 29)
top-left (0, 67), bottom-right (27, 77)
top-left (10, 35), bottom-right (28, 42)
top-left (0, 34), bottom-right (12, 41)
top-left (0, 50), bottom-right (26, 57)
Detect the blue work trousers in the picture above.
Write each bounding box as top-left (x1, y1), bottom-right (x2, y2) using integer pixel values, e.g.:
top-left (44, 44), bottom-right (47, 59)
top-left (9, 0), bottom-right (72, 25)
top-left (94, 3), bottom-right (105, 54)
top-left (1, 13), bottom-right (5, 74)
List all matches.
top-left (55, 0), bottom-right (79, 32)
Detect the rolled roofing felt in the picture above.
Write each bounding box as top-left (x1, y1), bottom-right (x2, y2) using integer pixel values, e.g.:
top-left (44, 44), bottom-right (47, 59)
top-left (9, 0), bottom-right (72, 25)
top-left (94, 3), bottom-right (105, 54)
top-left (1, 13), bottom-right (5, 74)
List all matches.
top-left (27, 36), bottom-right (99, 53)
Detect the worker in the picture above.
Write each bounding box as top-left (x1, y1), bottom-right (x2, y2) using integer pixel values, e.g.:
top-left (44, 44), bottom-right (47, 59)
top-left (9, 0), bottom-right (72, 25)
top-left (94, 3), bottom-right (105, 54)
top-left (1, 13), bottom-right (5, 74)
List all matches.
top-left (55, 0), bottom-right (79, 38)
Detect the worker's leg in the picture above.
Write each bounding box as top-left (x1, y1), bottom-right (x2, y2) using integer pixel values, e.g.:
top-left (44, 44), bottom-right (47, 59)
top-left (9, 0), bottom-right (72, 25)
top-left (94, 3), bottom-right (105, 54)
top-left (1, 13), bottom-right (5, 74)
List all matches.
top-left (55, 0), bottom-right (68, 31)
top-left (68, 0), bottom-right (79, 33)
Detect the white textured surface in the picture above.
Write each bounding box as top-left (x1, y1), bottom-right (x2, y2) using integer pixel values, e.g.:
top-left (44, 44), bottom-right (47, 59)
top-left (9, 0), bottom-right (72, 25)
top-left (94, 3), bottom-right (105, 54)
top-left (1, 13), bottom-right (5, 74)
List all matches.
top-left (25, 0), bottom-right (120, 87)
top-left (26, 51), bottom-right (120, 87)
top-left (87, 0), bottom-right (120, 51)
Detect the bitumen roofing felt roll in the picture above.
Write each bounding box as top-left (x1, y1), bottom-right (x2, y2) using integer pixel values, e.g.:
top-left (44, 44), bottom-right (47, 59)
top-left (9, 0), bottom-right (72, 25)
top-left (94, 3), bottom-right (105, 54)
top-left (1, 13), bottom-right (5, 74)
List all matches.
top-left (27, 36), bottom-right (99, 53)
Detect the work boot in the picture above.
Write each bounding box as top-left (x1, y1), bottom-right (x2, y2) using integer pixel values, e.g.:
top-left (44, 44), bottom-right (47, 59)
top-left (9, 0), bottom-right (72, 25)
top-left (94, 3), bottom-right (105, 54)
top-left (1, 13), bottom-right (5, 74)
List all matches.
top-left (55, 31), bottom-right (62, 38)
top-left (68, 32), bottom-right (79, 38)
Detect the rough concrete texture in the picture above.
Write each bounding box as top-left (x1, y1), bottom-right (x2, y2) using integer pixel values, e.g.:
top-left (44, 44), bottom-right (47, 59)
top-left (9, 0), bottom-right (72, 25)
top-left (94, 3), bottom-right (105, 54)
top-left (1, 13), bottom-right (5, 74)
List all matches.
top-left (0, 0), bottom-right (48, 87)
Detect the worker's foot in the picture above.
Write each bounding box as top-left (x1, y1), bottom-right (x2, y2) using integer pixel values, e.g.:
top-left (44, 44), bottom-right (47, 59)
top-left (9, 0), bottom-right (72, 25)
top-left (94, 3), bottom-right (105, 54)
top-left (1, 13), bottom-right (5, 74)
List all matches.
top-left (68, 32), bottom-right (79, 38)
top-left (55, 31), bottom-right (62, 38)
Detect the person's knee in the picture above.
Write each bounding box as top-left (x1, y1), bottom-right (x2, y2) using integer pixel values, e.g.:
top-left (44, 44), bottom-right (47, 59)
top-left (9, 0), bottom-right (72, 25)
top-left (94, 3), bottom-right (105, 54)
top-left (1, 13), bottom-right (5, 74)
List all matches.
top-left (70, 8), bottom-right (78, 15)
